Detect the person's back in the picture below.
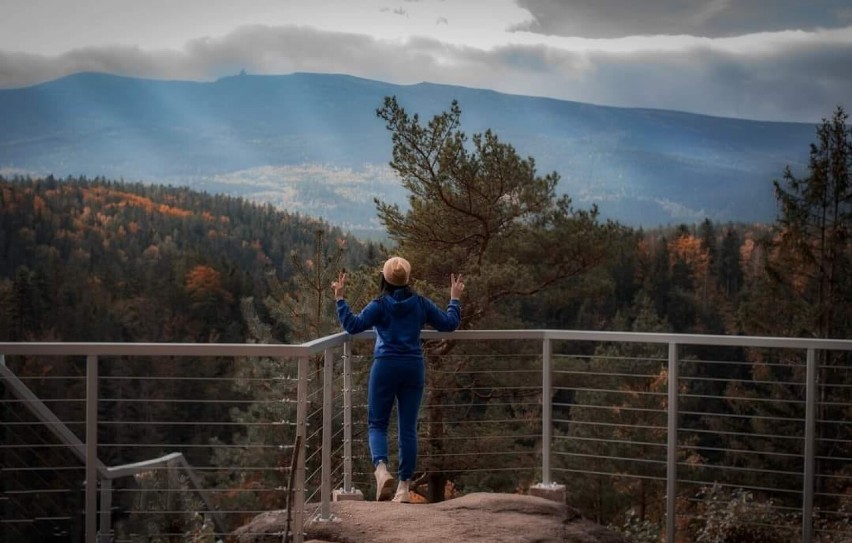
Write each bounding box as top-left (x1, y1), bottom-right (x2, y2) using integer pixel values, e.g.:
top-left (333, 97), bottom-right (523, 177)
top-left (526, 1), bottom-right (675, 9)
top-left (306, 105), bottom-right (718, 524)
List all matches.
top-left (332, 257), bottom-right (464, 502)
top-left (338, 280), bottom-right (461, 360)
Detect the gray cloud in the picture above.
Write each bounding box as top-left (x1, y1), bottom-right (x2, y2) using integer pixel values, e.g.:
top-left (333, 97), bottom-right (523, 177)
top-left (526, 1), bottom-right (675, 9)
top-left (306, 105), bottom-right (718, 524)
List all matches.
top-left (513, 0), bottom-right (852, 38)
top-left (0, 24), bottom-right (849, 122)
top-left (560, 41), bottom-right (852, 122)
top-left (0, 26), bottom-right (442, 89)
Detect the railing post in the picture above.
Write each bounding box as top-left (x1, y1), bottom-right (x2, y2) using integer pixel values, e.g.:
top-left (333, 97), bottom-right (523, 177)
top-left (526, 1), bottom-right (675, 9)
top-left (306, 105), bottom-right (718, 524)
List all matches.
top-left (85, 354), bottom-right (98, 543)
top-left (293, 356), bottom-right (308, 543)
top-left (542, 337), bottom-right (553, 486)
top-left (666, 343), bottom-right (679, 543)
top-left (803, 348), bottom-right (816, 543)
top-left (343, 340), bottom-right (353, 493)
top-left (98, 478), bottom-right (112, 543)
top-left (530, 335), bottom-right (565, 502)
top-left (317, 348), bottom-right (334, 521)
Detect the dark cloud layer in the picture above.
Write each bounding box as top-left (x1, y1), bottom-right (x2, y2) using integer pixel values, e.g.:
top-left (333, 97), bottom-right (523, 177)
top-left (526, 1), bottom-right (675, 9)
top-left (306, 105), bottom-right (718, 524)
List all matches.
top-left (514, 0), bottom-right (852, 38)
top-left (560, 41), bottom-right (852, 121)
top-left (1, 24), bottom-right (849, 123)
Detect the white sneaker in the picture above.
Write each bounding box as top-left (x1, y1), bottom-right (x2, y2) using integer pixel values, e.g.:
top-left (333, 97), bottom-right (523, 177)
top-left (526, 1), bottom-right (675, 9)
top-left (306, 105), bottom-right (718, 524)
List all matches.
top-left (374, 461), bottom-right (394, 501)
top-left (392, 480), bottom-right (411, 503)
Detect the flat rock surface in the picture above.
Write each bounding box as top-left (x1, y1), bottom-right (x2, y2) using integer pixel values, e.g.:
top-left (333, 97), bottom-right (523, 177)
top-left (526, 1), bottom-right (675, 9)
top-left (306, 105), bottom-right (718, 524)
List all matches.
top-left (235, 493), bottom-right (629, 543)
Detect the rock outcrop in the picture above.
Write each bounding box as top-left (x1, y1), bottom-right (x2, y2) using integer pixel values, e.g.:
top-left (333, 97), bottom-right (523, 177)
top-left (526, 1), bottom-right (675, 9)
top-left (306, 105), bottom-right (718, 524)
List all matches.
top-left (234, 493), bottom-right (629, 543)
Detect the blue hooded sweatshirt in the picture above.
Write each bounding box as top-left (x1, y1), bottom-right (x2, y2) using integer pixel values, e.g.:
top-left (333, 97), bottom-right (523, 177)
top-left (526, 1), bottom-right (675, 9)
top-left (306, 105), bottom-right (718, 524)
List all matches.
top-left (336, 289), bottom-right (460, 360)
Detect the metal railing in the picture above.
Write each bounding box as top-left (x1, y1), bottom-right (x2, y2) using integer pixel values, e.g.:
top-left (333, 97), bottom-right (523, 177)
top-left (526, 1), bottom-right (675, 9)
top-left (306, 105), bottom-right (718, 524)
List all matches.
top-left (1, 342), bottom-right (329, 543)
top-left (3, 330), bottom-right (851, 543)
top-left (313, 330), bottom-right (852, 542)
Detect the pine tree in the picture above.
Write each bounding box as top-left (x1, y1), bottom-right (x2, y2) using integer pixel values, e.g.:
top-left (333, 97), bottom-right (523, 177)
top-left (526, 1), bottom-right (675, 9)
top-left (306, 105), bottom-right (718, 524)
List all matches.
top-left (772, 106), bottom-right (852, 340)
top-left (737, 107), bottom-right (852, 517)
top-left (717, 227), bottom-right (743, 298)
top-left (374, 96), bottom-right (616, 501)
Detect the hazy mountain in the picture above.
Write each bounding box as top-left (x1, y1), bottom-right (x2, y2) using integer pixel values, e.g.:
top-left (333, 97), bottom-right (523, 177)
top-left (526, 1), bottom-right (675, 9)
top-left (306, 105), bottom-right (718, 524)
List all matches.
top-left (0, 71), bottom-right (816, 229)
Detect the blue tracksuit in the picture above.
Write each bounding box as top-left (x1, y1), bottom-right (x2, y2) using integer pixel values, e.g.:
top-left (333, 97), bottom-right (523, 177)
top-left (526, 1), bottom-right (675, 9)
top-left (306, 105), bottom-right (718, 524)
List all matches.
top-left (336, 289), bottom-right (460, 480)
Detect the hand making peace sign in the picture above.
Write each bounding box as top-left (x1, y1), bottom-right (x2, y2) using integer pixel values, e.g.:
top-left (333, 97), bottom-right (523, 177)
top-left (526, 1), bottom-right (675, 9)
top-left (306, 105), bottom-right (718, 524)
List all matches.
top-left (331, 270), bottom-right (347, 300)
top-left (450, 273), bottom-right (465, 300)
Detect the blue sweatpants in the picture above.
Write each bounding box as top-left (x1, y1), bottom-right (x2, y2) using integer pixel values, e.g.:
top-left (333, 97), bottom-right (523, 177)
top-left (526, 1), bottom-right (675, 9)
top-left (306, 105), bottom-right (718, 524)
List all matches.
top-left (368, 358), bottom-right (425, 481)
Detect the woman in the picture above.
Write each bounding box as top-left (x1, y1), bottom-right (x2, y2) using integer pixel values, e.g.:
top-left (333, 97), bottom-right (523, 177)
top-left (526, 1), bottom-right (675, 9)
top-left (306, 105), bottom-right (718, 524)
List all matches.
top-left (331, 256), bottom-right (464, 502)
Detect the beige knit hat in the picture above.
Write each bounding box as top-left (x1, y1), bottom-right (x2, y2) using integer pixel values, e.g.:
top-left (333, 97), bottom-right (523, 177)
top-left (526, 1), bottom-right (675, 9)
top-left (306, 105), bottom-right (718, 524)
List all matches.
top-left (382, 256), bottom-right (411, 286)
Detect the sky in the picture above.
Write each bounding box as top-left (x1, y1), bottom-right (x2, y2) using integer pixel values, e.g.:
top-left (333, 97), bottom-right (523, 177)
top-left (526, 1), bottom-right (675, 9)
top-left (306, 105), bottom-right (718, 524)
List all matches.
top-left (1, 0), bottom-right (851, 122)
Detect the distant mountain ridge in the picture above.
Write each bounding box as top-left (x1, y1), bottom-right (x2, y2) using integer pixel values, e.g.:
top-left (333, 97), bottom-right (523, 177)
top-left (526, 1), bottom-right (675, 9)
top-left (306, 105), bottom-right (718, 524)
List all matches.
top-left (0, 71), bottom-right (817, 228)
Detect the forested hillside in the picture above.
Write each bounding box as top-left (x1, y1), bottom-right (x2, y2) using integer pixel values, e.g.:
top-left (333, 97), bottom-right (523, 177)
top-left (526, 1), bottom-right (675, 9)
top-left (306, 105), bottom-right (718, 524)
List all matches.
top-left (0, 174), bottom-right (829, 346)
top-left (0, 175), bottom-right (378, 343)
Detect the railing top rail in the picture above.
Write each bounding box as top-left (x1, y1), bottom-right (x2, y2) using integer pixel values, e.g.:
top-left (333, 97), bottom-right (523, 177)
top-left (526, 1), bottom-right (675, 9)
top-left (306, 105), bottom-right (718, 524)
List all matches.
top-left (539, 330), bottom-right (852, 351)
top-left (2, 329), bottom-right (850, 357)
top-left (419, 330), bottom-right (852, 350)
top-left (300, 331), bottom-right (351, 353)
top-left (0, 342), bottom-right (312, 357)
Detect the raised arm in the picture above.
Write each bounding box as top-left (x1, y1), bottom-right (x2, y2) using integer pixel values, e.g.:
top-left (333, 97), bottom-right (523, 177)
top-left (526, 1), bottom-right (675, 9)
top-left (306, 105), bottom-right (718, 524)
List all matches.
top-left (332, 271), bottom-right (382, 334)
top-left (424, 274), bottom-right (464, 332)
